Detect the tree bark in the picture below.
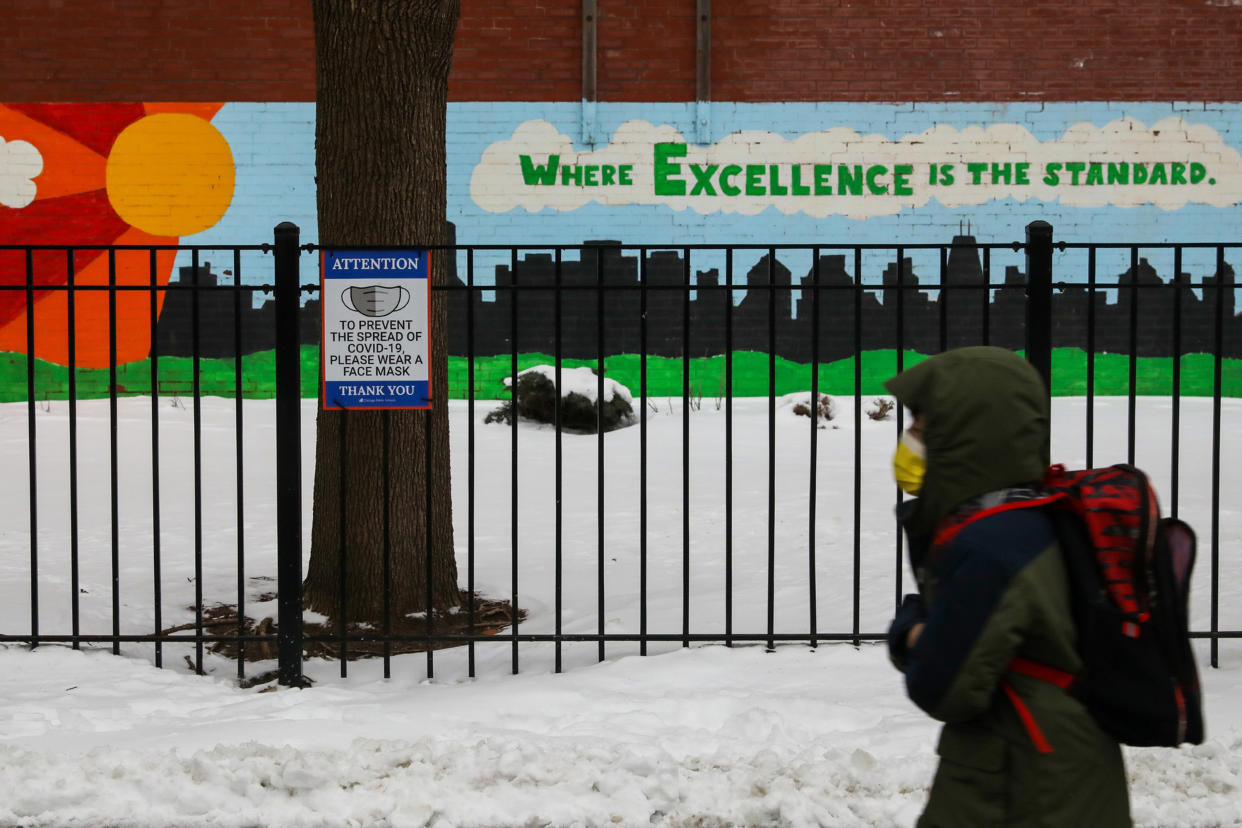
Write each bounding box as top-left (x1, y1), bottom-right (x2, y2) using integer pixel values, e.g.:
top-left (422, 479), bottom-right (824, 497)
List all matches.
top-left (304, 0), bottom-right (461, 621)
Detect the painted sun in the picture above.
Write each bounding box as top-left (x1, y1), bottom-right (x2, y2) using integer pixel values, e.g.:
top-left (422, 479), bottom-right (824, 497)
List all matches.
top-left (0, 103), bottom-right (235, 368)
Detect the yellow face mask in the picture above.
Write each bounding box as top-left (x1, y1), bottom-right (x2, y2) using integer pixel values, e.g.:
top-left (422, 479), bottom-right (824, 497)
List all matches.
top-left (893, 429), bottom-right (926, 495)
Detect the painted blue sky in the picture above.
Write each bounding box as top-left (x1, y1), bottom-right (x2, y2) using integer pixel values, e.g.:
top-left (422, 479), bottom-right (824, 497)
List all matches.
top-left (183, 101), bottom-right (1242, 299)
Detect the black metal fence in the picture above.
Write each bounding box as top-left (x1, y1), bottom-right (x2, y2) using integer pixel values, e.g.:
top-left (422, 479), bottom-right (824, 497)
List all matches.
top-left (0, 221), bottom-right (1236, 685)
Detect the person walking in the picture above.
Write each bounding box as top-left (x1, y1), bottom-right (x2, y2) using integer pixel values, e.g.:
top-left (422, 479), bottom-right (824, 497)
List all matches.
top-left (885, 346), bottom-right (1131, 827)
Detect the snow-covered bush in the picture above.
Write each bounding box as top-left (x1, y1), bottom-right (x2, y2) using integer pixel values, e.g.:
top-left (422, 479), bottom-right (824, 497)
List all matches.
top-left (485, 365), bottom-right (635, 433)
top-left (784, 389), bottom-right (834, 424)
top-left (867, 398), bottom-right (896, 421)
top-left (781, 391), bottom-right (835, 428)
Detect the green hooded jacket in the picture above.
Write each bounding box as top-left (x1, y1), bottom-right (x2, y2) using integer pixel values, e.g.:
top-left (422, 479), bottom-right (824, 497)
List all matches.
top-left (885, 347), bottom-right (1131, 828)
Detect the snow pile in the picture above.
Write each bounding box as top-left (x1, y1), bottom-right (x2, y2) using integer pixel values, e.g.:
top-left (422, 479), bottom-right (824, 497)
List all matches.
top-left (503, 364), bottom-right (633, 405)
top-left (3, 642), bottom-right (1242, 826)
top-left (493, 364), bottom-right (635, 432)
top-left (0, 645), bottom-right (936, 827)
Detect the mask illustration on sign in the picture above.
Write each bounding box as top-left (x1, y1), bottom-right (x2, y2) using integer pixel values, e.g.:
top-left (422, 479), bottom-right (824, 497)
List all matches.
top-left (343, 285), bottom-right (410, 318)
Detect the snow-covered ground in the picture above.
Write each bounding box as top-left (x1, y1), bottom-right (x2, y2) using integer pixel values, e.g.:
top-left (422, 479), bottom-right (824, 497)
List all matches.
top-left (1, 393), bottom-right (1240, 826)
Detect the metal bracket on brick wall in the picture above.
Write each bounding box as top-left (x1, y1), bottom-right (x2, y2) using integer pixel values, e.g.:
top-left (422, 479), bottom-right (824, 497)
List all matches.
top-left (582, 0), bottom-right (598, 147)
top-left (696, 0), bottom-right (711, 144)
top-left (695, 100), bottom-right (711, 146)
top-left (582, 99), bottom-right (598, 148)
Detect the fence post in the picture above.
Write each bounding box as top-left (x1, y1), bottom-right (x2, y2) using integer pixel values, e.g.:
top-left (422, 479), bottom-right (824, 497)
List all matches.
top-left (273, 222), bottom-right (305, 687)
top-left (1025, 221), bottom-right (1054, 394)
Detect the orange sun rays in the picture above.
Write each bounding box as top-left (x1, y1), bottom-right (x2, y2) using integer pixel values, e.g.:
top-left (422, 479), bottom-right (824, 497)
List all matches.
top-left (0, 103), bottom-right (232, 368)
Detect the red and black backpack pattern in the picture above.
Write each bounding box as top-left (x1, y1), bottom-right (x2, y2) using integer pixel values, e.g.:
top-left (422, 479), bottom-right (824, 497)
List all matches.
top-left (932, 464), bottom-right (1204, 748)
top-left (1039, 464), bottom-right (1203, 747)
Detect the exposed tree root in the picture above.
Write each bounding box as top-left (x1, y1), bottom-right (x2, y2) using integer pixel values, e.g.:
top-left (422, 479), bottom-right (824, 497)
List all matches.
top-left (163, 590), bottom-right (526, 666)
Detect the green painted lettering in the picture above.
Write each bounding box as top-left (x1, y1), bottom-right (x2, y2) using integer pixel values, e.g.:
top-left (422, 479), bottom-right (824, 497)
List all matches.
top-left (1133, 163), bottom-right (1148, 185)
top-left (866, 164), bottom-right (889, 195)
top-left (619, 165), bottom-right (634, 185)
top-left (561, 164), bottom-right (583, 186)
top-left (654, 143), bottom-right (687, 196)
top-left (601, 165), bottom-right (617, 186)
top-left (584, 165), bottom-right (599, 186)
top-left (769, 165), bottom-right (788, 196)
top-left (990, 162), bottom-right (1013, 185)
top-left (837, 165), bottom-right (863, 196)
top-left (720, 164), bottom-right (742, 196)
top-left (1065, 162), bottom-right (1086, 185)
top-left (689, 163), bottom-right (719, 196)
top-left (893, 164), bottom-right (913, 197)
top-left (1015, 162), bottom-right (1030, 185)
top-left (813, 165), bottom-right (832, 195)
top-left (1107, 163), bottom-right (1129, 185)
top-left (1171, 162), bottom-right (1187, 185)
top-left (1149, 163), bottom-right (1168, 185)
top-left (790, 165), bottom-right (811, 196)
top-left (1043, 163), bottom-right (1061, 186)
top-left (967, 162), bottom-right (987, 185)
top-left (520, 154), bottom-right (560, 186)
top-left (1190, 162), bottom-right (1207, 184)
top-left (1085, 163), bottom-right (1103, 186)
top-left (745, 164), bottom-right (765, 196)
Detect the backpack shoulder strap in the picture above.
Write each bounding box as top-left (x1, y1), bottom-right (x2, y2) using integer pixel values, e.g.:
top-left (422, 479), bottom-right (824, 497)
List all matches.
top-left (932, 493), bottom-right (1065, 549)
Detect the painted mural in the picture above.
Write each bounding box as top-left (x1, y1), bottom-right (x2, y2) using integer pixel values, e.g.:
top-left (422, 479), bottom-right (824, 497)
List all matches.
top-left (472, 117), bottom-right (1241, 218)
top-left (2, 101), bottom-right (1241, 395)
top-left (0, 103), bottom-right (233, 367)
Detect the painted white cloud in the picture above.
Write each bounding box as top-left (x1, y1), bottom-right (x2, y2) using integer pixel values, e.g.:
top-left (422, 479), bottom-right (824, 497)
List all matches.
top-left (0, 137), bottom-right (43, 209)
top-left (470, 117), bottom-right (1242, 219)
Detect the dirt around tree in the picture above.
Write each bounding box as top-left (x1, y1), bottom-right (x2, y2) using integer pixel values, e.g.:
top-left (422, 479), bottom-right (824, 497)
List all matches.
top-left (163, 590), bottom-right (525, 681)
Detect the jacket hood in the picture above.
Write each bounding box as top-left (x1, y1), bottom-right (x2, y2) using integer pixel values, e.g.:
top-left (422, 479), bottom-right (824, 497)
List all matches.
top-left (883, 347), bottom-right (1050, 540)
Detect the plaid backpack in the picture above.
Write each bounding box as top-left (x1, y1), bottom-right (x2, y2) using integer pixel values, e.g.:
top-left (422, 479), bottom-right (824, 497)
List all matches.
top-left (934, 464), bottom-right (1204, 749)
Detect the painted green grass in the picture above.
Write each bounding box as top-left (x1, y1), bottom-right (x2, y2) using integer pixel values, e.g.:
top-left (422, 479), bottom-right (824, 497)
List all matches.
top-left (0, 347), bottom-right (1237, 402)
top-left (450, 350), bottom-right (1241, 399)
top-left (0, 348), bottom-right (321, 403)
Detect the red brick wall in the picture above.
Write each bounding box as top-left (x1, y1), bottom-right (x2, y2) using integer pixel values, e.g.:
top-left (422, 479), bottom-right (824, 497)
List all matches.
top-left (710, 0), bottom-right (1242, 102)
top-left (596, 1), bottom-right (696, 102)
top-left (451, 1), bottom-right (581, 100)
top-left (0, 0), bottom-right (316, 101)
top-left (2, 0), bottom-right (1241, 102)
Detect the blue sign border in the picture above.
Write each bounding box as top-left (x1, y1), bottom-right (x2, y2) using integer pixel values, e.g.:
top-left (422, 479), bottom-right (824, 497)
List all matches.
top-left (321, 248), bottom-right (431, 411)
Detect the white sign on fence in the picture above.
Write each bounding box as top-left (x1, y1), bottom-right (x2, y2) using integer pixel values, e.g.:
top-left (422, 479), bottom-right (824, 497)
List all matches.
top-left (321, 249), bottom-right (430, 410)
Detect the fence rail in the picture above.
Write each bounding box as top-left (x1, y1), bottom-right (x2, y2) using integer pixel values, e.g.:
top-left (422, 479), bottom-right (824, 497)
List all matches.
top-left (0, 221), bottom-right (1236, 685)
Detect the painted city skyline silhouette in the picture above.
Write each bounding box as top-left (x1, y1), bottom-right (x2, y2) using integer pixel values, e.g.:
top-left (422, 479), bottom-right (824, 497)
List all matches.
top-left (153, 231), bottom-right (1239, 362)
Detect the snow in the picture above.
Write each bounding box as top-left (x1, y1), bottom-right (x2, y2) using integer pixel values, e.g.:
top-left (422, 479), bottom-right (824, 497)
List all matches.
top-left (0, 645), bottom-right (940, 827)
top-left (1, 392), bottom-right (1241, 826)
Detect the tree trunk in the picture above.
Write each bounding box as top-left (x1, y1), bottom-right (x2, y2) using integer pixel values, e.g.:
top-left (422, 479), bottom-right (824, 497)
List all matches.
top-left (304, 0), bottom-right (461, 622)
